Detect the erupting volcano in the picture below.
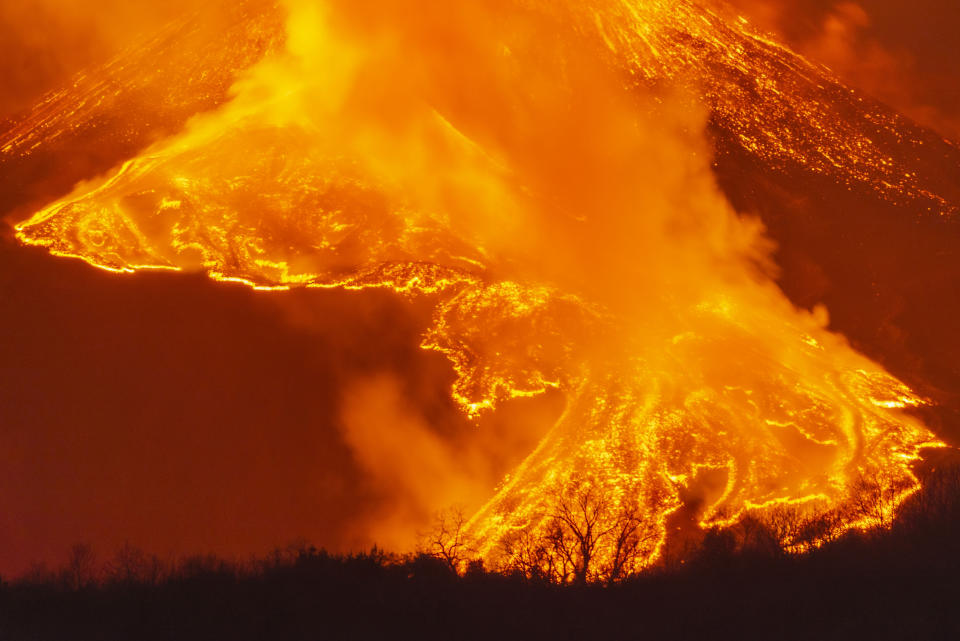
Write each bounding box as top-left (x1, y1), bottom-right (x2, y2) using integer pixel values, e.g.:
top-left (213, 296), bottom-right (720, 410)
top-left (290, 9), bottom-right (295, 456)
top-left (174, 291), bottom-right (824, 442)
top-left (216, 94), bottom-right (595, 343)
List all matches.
top-left (7, 0), bottom-right (957, 580)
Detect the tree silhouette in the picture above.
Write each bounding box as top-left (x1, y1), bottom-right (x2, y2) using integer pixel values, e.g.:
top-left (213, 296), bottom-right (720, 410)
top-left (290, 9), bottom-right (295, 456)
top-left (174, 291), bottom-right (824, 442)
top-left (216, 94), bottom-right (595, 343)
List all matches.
top-left (61, 543), bottom-right (98, 590)
top-left (849, 467), bottom-right (904, 530)
top-left (105, 542), bottom-right (167, 586)
top-left (505, 478), bottom-right (659, 584)
top-left (424, 506), bottom-right (473, 573)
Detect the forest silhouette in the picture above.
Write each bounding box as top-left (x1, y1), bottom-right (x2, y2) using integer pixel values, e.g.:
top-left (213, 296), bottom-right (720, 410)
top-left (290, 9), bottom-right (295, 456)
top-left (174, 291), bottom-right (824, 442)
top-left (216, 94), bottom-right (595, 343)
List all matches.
top-left (2, 459), bottom-right (959, 640)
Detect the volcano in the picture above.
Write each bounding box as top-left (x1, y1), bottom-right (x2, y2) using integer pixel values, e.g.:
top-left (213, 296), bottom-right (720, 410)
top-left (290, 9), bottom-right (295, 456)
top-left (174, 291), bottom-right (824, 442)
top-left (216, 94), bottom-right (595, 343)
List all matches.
top-left (4, 0), bottom-right (958, 578)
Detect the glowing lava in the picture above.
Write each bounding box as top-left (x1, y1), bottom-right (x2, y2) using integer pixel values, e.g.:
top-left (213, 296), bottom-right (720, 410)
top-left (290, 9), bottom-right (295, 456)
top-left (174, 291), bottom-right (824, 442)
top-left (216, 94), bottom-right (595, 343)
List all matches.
top-left (11, 0), bottom-right (947, 578)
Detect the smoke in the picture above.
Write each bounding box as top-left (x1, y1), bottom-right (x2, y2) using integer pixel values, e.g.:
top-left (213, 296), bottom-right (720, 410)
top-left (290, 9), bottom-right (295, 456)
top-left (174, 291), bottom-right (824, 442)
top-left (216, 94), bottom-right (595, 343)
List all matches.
top-left (726, 0), bottom-right (960, 141)
top-left (338, 375), bottom-right (479, 549)
top-left (12, 0), bottom-right (940, 556)
top-left (242, 0), bottom-right (779, 543)
top-left (258, 0), bottom-right (925, 548)
top-left (266, 0), bottom-right (776, 308)
top-left (272, 284), bottom-right (565, 551)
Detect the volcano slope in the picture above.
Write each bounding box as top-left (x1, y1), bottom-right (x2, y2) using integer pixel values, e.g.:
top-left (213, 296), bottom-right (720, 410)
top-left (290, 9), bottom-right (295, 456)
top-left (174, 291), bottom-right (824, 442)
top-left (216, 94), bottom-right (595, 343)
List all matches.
top-left (3, 0), bottom-right (960, 569)
top-left (3, 0), bottom-right (958, 422)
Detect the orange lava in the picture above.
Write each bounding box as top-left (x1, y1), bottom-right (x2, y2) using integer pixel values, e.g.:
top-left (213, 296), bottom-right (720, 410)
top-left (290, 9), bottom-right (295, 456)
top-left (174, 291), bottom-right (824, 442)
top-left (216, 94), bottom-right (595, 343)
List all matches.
top-left (12, 0), bottom-right (946, 578)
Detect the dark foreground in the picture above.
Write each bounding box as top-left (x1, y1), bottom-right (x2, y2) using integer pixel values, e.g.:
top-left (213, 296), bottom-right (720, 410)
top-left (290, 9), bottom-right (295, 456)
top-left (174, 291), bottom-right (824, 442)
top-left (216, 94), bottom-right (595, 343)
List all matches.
top-left (3, 464), bottom-right (960, 641)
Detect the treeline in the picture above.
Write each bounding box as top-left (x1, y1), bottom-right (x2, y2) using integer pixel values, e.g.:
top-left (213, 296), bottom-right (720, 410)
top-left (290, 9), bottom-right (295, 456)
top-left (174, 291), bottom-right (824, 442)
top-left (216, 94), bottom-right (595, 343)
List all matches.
top-left (2, 463), bottom-right (960, 640)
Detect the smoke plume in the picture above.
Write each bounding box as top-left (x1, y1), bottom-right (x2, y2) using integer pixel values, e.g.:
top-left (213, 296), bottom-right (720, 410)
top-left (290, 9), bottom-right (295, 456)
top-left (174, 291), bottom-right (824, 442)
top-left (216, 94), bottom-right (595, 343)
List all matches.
top-left (11, 0), bottom-right (941, 560)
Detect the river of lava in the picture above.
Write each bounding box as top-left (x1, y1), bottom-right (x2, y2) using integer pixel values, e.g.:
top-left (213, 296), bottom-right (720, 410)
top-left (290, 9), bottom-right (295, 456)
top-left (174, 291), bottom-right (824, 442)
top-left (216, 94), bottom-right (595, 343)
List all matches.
top-left (14, 0), bottom-right (945, 575)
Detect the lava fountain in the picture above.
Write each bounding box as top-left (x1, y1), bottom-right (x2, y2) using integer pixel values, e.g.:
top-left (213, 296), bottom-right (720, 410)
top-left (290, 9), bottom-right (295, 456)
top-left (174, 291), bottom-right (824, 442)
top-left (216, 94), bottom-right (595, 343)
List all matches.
top-left (12, 0), bottom-right (946, 579)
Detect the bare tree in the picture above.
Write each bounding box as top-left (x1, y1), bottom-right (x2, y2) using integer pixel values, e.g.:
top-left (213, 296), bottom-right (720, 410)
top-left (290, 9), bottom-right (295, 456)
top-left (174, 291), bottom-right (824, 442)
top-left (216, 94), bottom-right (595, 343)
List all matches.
top-left (424, 507), bottom-right (473, 573)
top-left (105, 542), bottom-right (146, 585)
top-left (556, 482), bottom-right (607, 583)
top-left (502, 529), bottom-right (557, 582)
top-left (849, 467), bottom-right (902, 530)
top-left (506, 478), bottom-right (659, 585)
top-left (60, 543), bottom-right (98, 590)
top-left (735, 507), bottom-right (807, 556)
top-left (104, 542), bottom-right (167, 586)
top-left (601, 499), bottom-right (658, 584)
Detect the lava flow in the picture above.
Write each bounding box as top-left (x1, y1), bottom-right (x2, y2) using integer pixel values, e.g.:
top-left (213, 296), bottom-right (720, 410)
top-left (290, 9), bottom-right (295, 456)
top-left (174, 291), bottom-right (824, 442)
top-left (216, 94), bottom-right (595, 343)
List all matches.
top-left (11, 0), bottom-right (948, 579)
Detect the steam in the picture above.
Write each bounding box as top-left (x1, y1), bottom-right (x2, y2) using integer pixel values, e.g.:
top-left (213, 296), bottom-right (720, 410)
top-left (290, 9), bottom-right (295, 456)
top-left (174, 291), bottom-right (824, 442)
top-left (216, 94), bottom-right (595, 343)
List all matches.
top-left (13, 0), bottom-right (941, 558)
top-left (339, 375), bottom-right (486, 550)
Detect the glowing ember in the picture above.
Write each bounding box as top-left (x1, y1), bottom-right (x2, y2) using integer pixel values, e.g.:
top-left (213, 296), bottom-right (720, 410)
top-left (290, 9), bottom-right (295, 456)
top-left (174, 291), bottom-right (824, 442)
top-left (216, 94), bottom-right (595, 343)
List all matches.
top-left (11, 0), bottom-right (947, 577)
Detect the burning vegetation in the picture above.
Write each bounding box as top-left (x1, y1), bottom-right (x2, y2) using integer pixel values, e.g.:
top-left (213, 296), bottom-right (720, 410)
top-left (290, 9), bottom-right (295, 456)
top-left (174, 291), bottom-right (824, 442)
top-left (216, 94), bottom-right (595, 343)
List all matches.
top-left (6, 0), bottom-right (957, 581)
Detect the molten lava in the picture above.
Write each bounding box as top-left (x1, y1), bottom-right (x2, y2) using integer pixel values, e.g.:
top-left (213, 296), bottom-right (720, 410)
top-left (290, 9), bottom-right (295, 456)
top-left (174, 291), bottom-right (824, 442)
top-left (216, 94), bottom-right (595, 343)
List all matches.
top-left (10, 0), bottom-right (948, 577)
